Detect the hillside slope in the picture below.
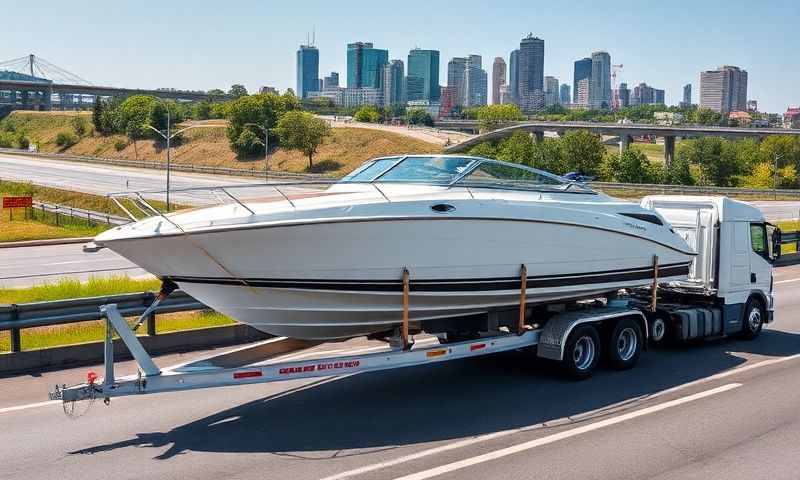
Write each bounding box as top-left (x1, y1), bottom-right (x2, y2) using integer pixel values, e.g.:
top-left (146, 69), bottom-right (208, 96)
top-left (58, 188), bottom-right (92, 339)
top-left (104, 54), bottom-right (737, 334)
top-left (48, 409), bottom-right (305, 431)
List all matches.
top-left (0, 111), bottom-right (442, 177)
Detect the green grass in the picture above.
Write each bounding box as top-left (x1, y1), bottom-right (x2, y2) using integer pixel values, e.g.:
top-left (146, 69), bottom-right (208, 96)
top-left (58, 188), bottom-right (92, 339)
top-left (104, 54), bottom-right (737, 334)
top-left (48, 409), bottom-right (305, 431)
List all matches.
top-left (0, 217), bottom-right (105, 242)
top-left (0, 310), bottom-right (236, 352)
top-left (0, 276), bottom-right (161, 304)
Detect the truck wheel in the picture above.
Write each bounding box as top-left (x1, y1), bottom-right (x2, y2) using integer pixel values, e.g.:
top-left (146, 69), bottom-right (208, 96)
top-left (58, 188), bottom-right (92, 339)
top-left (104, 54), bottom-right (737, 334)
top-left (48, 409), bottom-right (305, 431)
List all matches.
top-left (739, 298), bottom-right (765, 340)
top-left (562, 325), bottom-right (601, 380)
top-left (648, 315), bottom-right (669, 346)
top-left (607, 318), bottom-right (643, 370)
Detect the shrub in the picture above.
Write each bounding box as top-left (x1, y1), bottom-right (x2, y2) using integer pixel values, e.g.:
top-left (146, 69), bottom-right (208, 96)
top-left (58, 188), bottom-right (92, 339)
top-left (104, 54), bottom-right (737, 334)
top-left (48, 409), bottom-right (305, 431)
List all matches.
top-left (354, 105), bottom-right (382, 123)
top-left (71, 116), bottom-right (88, 137)
top-left (55, 131), bottom-right (78, 148)
top-left (15, 133), bottom-right (30, 150)
top-left (113, 139), bottom-right (127, 151)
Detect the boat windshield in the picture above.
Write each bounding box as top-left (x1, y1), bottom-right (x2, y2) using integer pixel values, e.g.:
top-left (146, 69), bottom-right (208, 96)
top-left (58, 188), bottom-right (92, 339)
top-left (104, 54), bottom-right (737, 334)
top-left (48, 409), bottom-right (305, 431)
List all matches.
top-left (340, 156), bottom-right (594, 193)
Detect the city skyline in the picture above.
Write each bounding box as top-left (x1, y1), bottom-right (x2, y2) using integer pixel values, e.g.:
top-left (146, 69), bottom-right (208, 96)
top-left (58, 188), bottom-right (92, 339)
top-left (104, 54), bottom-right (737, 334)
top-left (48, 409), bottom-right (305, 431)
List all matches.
top-left (4, 0), bottom-right (798, 112)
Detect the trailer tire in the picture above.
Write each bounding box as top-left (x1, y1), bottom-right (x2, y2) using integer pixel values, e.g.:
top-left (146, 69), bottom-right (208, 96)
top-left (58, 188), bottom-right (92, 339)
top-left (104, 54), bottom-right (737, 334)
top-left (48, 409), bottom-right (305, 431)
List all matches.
top-left (739, 298), bottom-right (765, 340)
top-left (607, 317), bottom-right (643, 370)
top-left (561, 325), bottom-right (601, 380)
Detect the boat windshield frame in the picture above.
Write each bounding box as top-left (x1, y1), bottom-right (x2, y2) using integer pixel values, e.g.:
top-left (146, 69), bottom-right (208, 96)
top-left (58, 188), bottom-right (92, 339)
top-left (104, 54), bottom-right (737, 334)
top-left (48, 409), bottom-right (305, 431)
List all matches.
top-left (340, 155), bottom-right (596, 194)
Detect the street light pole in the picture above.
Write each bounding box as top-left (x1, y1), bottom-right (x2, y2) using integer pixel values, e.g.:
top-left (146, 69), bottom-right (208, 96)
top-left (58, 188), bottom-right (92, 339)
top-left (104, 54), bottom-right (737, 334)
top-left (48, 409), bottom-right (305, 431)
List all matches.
top-left (165, 106), bottom-right (171, 211)
top-left (143, 120), bottom-right (203, 212)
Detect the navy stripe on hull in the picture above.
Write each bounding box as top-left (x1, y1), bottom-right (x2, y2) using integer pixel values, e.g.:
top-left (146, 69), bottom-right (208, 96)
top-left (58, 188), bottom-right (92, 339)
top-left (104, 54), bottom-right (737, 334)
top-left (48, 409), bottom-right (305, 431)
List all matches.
top-left (166, 262), bottom-right (691, 292)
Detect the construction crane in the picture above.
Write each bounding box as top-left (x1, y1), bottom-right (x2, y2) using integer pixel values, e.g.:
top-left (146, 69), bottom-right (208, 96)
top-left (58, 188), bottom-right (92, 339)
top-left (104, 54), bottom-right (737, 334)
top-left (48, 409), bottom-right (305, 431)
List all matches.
top-left (611, 64), bottom-right (623, 110)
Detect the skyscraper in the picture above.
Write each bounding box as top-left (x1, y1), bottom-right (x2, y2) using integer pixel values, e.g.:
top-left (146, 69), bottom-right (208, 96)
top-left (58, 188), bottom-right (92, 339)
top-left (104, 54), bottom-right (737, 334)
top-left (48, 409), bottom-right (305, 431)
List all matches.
top-left (682, 83), bottom-right (692, 106)
top-left (323, 72), bottom-right (339, 89)
top-left (509, 49), bottom-right (520, 104)
top-left (347, 42), bottom-right (389, 89)
top-left (700, 66), bottom-right (747, 113)
top-left (466, 55), bottom-right (488, 107)
top-left (559, 84), bottom-right (571, 104)
top-left (589, 51), bottom-right (611, 109)
top-left (492, 57), bottom-right (506, 105)
top-left (296, 44), bottom-right (320, 99)
top-left (544, 76), bottom-right (559, 106)
top-left (407, 49), bottom-right (440, 102)
top-left (447, 57), bottom-right (468, 107)
top-left (573, 57), bottom-right (592, 105)
top-left (382, 60), bottom-right (405, 106)
top-left (618, 82), bottom-right (630, 107)
top-left (630, 83), bottom-right (664, 106)
top-left (517, 34), bottom-right (545, 112)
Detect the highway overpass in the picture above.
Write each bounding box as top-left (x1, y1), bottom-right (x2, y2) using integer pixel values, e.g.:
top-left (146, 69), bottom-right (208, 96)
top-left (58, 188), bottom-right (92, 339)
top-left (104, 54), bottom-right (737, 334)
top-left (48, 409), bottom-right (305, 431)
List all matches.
top-left (439, 120), bottom-right (800, 166)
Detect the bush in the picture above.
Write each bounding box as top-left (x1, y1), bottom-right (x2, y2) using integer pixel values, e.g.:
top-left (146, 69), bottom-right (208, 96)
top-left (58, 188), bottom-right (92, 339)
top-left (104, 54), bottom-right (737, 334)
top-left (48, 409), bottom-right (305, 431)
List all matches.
top-left (354, 105), bottom-right (382, 123)
top-left (55, 131), bottom-right (78, 148)
top-left (406, 108), bottom-right (433, 126)
top-left (232, 129), bottom-right (262, 157)
top-left (15, 133), bottom-right (30, 150)
top-left (0, 132), bottom-right (13, 148)
top-left (113, 139), bottom-right (127, 151)
top-left (71, 116), bottom-right (88, 137)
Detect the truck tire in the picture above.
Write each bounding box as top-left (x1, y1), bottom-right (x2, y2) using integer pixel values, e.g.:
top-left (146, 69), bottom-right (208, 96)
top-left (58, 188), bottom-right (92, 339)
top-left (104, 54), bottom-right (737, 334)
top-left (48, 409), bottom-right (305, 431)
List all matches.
top-left (739, 298), bottom-right (765, 340)
top-left (607, 317), bottom-right (643, 370)
top-left (562, 325), bottom-right (601, 380)
top-left (648, 314), bottom-right (669, 346)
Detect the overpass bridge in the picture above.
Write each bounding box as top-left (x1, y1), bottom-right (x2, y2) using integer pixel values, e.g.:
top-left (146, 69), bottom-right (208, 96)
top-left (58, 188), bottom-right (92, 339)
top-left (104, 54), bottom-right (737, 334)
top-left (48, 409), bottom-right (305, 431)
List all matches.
top-left (0, 54), bottom-right (222, 114)
top-left (439, 120), bottom-right (800, 166)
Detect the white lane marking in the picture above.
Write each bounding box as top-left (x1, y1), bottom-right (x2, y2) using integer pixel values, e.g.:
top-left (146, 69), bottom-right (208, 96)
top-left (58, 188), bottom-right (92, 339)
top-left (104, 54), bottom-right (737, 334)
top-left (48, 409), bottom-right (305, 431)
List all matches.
top-left (0, 400), bottom-right (60, 414)
top-left (394, 384), bottom-right (742, 480)
top-left (775, 277), bottom-right (800, 285)
top-left (323, 352), bottom-right (800, 480)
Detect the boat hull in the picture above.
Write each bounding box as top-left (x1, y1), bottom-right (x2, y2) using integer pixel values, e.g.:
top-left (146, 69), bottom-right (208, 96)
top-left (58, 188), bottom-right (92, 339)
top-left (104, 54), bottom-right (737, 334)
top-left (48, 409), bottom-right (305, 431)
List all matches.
top-left (101, 217), bottom-right (693, 340)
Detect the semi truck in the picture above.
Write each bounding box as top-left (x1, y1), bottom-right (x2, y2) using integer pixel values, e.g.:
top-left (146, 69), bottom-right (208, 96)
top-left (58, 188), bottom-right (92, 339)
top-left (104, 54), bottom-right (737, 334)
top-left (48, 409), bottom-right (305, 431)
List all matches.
top-left (50, 196), bottom-right (780, 407)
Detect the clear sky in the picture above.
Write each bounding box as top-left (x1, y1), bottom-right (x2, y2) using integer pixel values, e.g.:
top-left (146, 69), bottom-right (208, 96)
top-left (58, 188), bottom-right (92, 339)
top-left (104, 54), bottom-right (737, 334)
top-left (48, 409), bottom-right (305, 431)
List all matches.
top-left (3, 0), bottom-right (798, 112)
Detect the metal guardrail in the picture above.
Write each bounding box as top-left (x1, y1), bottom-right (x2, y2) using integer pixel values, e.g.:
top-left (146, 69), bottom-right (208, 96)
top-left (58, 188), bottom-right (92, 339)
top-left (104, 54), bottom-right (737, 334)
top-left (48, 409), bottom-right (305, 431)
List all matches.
top-left (590, 181), bottom-right (800, 199)
top-left (31, 201), bottom-right (130, 226)
top-left (0, 148), bottom-right (326, 181)
top-left (0, 291), bottom-right (204, 353)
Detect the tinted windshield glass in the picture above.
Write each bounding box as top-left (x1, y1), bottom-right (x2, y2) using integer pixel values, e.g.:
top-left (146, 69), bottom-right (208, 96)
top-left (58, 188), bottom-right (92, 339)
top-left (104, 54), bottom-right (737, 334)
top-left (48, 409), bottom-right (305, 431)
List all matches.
top-left (341, 157), bottom-right (400, 181)
top-left (376, 156), bottom-right (476, 183)
top-left (462, 162), bottom-right (563, 187)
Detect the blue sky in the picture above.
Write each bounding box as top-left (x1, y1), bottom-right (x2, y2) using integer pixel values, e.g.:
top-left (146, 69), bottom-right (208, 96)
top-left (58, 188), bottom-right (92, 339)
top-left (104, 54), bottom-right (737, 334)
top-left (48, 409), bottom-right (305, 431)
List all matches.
top-left (3, 0), bottom-right (798, 112)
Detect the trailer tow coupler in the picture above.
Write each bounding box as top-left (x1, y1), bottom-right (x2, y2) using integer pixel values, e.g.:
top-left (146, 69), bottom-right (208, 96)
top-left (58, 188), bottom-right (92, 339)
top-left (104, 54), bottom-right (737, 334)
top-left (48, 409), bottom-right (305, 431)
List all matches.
top-left (132, 278), bottom-right (179, 332)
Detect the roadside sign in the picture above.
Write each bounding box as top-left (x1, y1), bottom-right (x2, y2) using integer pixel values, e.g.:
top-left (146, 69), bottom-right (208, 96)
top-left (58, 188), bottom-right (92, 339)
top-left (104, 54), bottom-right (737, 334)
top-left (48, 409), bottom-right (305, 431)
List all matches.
top-left (2, 196), bottom-right (33, 209)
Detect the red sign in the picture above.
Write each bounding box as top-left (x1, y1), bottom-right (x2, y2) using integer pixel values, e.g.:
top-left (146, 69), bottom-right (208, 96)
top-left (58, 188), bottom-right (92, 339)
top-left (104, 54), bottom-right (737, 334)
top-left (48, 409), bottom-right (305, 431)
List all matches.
top-left (2, 196), bottom-right (32, 209)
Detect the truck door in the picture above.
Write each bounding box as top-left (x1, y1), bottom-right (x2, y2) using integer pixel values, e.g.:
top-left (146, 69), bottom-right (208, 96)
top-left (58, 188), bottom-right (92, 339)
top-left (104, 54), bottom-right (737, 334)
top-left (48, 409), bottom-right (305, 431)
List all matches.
top-left (748, 222), bottom-right (773, 293)
top-left (729, 222), bottom-right (752, 293)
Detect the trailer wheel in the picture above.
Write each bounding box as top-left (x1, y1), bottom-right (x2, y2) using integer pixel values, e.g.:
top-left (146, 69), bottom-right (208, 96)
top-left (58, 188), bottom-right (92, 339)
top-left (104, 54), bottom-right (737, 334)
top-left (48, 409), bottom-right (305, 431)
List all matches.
top-left (739, 298), bottom-right (765, 340)
top-left (562, 325), bottom-right (601, 380)
top-left (607, 317), bottom-right (643, 370)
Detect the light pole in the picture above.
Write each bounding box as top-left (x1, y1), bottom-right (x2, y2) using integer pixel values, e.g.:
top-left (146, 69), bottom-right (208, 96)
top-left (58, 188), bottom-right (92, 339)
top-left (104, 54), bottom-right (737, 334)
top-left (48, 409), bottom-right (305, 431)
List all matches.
top-left (143, 108), bottom-right (203, 211)
top-left (245, 122), bottom-right (270, 182)
top-left (773, 152), bottom-right (785, 200)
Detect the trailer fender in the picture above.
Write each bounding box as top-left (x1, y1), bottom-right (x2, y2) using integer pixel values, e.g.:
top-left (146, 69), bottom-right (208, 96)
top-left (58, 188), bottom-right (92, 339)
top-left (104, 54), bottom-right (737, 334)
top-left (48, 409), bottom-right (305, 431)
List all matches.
top-left (537, 309), bottom-right (648, 361)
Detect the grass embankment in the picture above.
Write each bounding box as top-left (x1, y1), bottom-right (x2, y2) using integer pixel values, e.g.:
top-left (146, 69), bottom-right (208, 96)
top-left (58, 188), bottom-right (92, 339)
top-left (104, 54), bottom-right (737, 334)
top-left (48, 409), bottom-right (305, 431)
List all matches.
top-left (1, 111), bottom-right (442, 177)
top-left (0, 276), bottom-right (236, 352)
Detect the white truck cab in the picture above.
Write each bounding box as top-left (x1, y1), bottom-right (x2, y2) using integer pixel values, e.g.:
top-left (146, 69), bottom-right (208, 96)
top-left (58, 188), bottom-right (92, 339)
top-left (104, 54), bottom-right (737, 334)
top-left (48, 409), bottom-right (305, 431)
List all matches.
top-left (640, 196), bottom-right (779, 339)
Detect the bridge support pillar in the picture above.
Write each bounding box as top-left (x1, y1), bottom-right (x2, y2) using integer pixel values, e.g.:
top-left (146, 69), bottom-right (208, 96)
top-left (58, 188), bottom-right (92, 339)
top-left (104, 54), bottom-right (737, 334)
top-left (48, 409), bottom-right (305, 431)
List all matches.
top-left (533, 131), bottom-right (544, 143)
top-left (664, 136), bottom-right (675, 169)
top-left (619, 134), bottom-right (633, 155)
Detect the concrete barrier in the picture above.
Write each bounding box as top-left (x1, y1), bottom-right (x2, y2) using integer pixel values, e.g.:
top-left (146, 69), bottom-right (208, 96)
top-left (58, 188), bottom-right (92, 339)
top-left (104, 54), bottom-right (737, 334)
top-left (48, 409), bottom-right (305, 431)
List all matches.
top-left (0, 323), bottom-right (271, 376)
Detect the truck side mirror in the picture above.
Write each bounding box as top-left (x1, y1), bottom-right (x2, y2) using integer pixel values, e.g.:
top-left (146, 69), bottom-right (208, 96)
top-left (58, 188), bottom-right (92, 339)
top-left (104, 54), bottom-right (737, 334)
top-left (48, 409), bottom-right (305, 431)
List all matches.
top-left (768, 225), bottom-right (781, 262)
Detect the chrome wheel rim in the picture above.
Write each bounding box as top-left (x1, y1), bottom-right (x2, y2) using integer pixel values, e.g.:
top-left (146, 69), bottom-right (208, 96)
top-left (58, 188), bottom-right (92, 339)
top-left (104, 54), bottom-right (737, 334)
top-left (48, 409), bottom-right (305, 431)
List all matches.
top-left (748, 307), bottom-right (762, 331)
top-left (573, 336), bottom-right (595, 371)
top-left (617, 327), bottom-right (638, 361)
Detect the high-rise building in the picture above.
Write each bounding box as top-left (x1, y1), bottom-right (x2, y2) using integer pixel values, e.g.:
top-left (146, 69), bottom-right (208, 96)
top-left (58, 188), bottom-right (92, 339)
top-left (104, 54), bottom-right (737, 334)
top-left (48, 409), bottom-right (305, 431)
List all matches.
top-left (544, 76), bottom-right (559, 106)
top-left (447, 57), bottom-right (468, 106)
top-left (682, 83), bottom-right (691, 106)
top-left (296, 44), bottom-right (319, 99)
top-left (347, 42), bottom-right (388, 89)
top-left (323, 72), bottom-right (339, 89)
top-left (654, 89), bottom-right (665, 105)
top-left (518, 34), bottom-right (545, 112)
top-left (466, 55), bottom-right (488, 107)
top-left (630, 82), bottom-right (664, 106)
top-left (406, 49), bottom-right (440, 102)
top-left (559, 84), bottom-right (571, 105)
top-left (700, 65), bottom-right (748, 113)
top-left (509, 49), bottom-right (520, 104)
top-left (499, 84), bottom-right (514, 105)
top-left (382, 60), bottom-right (405, 106)
top-left (492, 57), bottom-right (506, 105)
top-left (618, 82), bottom-right (630, 107)
top-left (589, 51), bottom-right (611, 109)
top-left (576, 78), bottom-right (590, 106)
top-left (573, 57), bottom-right (592, 105)
top-left (439, 86), bottom-right (457, 117)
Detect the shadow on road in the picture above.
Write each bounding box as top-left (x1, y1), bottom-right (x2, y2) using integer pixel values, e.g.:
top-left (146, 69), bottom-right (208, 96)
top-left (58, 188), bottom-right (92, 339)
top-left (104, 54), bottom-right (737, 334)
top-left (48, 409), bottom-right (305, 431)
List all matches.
top-left (68, 328), bottom-right (800, 459)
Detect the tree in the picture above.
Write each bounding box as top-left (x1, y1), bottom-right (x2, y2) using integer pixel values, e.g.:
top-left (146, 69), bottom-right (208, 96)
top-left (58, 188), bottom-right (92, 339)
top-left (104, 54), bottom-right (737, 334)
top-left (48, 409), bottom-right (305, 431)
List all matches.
top-left (276, 111), bottom-right (331, 169)
top-left (406, 108), bottom-right (433, 126)
top-left (192, 101), bottom-right (211, 120)
top-left (467, 141), bottom-right (499, 159)
top-left (207, 89), bottom-right (226, 102)
top-left (676, 137), bottom-right (744, 186)
top-left (354, 105), bottom-right (382, 123)
top-left (664, 155), bottom-right (695, 185)
top-left (692, 107), bottom-right (723, 126)
top-left (117, 95), bottom-right (163, 140)
top-left (604, 147), bottom-right (662, 184)
top-left (92, 100), bottom-right (105, 134)
top-left (740, 162), bottom-right (797, 189)
top-left (475, 104), bottom-right (524, 131)
top-left (496, 131), bottom-right (534, 165)
top-left (225, 93), bottom-right (298, 157)
top-left (530, 138), bottom-right (565, 174)
top-left (559, 130), bottom-right (606, 175)
top-left (228, 84), bottom-right (248, 99)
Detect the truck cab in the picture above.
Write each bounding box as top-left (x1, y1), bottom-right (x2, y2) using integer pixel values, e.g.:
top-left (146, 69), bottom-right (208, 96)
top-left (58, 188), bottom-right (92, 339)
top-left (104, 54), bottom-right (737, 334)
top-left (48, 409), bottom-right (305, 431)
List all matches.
top-left (640, 196), bottom-right (779, 339)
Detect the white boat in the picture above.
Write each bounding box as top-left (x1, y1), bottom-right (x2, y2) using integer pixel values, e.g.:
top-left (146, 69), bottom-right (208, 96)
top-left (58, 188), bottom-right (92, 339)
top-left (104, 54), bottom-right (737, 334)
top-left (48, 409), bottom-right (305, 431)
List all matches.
top-left (96, 155), bottom-right (695, 340)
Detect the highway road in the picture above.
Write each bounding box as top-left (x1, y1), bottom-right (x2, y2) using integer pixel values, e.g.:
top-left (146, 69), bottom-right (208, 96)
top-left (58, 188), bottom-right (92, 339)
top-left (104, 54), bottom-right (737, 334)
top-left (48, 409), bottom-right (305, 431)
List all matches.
top-left (2, 265), bottom-right (800, 480)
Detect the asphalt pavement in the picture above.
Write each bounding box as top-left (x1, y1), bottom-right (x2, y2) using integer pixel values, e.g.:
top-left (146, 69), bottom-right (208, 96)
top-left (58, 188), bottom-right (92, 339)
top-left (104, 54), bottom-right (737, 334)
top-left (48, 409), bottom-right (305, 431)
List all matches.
top-left (2, 265), bottom-right (800, 480)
